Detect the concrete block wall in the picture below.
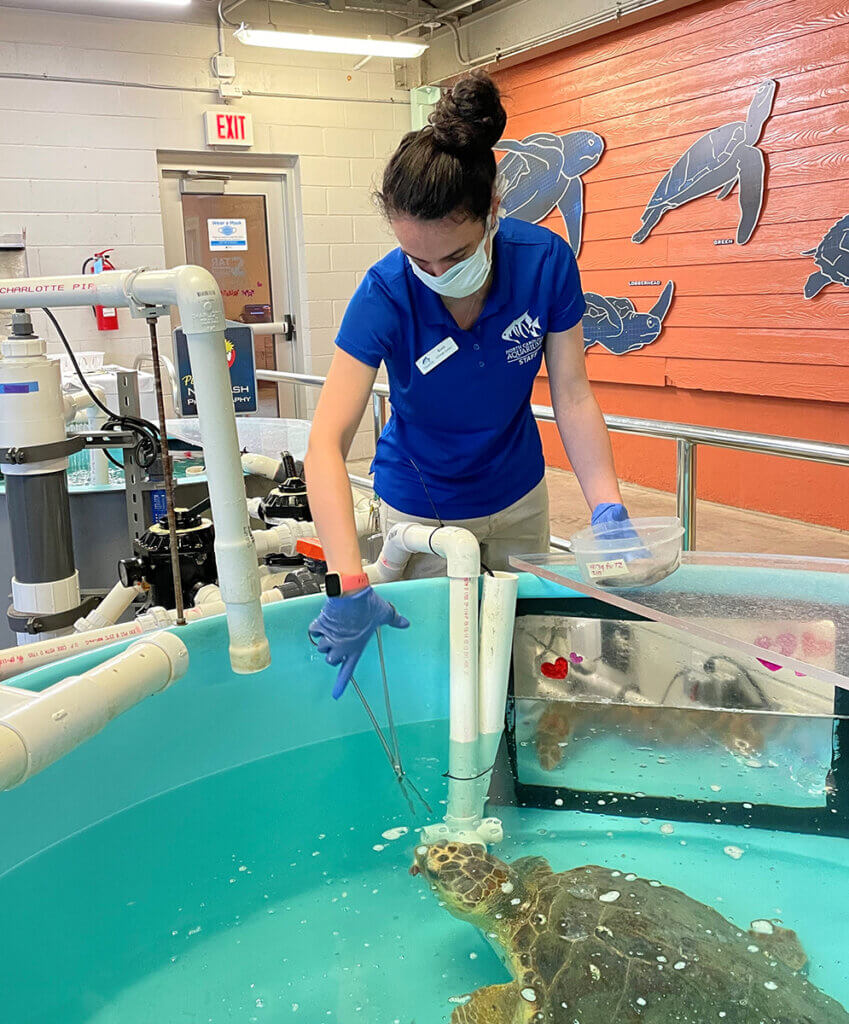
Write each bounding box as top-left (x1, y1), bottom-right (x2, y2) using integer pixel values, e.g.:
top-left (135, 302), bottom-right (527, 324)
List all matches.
top-left (0, 5), bottom-right (408, 459)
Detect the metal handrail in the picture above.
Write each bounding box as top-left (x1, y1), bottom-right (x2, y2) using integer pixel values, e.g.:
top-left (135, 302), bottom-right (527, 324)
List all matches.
top-left (257, 368), bottom-right (849, 550)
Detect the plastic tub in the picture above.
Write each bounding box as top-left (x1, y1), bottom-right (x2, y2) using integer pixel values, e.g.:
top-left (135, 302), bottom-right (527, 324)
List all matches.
top-left (570, 515), bottom-right (684, 587)
top-left (57, 350), bottom-right (104, 376)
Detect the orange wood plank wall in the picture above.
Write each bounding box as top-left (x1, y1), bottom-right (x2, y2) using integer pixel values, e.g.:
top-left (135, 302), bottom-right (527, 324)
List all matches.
top-left (494, 0), bottom-right (849, 532)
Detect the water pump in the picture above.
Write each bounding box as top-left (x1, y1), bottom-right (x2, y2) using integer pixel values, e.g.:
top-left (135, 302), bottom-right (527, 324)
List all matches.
top-left (255, 452), bottom-right (311, 524)
top-left (118, 499), bottom-right (217, 610)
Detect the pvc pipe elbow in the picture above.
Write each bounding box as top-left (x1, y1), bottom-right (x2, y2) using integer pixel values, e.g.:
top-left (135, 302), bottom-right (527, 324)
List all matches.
top-left (131, 266), bottom-right (226, 335)
top-left (194, 584), bottom-right (222, 606)
top-left (125, 630), bottom-right (189, 690)
top-left (241, 453), bottom-right (284, 482)
top-left (429, 526), bottom-right (481, 579)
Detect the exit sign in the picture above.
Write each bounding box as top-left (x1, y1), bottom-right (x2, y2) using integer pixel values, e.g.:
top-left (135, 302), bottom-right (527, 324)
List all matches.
top-left (204, 110), bottom-right (254, 147)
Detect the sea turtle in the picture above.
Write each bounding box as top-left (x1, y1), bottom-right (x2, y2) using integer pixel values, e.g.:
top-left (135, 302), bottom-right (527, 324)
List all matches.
top-left (582, 281), bottom-right (674, 354)
top-left (498, 131), bottom-right (605, 256)
top-left (802, 214), bottom-right (849, 298)
top-left (632, 80), bottom-right (777, 245)
top-left (412, 841), bottom-right (849, 1023)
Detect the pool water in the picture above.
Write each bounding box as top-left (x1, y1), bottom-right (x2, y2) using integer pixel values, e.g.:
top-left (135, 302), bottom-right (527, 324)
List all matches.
top-left (2, 720), bottom-right (847, 1024)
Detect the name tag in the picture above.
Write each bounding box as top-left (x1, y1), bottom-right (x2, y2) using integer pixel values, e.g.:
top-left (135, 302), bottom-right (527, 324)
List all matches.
top-left (416, 337), bottom-right (458, 375)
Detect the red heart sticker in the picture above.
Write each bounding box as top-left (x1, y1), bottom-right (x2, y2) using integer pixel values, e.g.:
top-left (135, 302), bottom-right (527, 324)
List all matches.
top-left (541, 657), bottom-right (569, 679)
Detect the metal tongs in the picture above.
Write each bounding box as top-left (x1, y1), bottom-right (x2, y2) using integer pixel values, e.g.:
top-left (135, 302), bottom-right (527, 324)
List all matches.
top-left (349, 629), bottom-right (432, 818)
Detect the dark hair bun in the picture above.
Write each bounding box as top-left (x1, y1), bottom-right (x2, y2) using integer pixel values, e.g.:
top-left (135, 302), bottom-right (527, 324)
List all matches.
top-left (429, 71), bottom-right (507, 155)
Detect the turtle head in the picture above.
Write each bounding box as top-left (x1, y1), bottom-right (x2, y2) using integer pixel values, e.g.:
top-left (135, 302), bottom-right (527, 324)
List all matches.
top-left (566, 130), bottom-right (605, 173)
top-left (745, 79), bottom-right (777, 140)
top-left (411, 841), bottom-right (523, 923)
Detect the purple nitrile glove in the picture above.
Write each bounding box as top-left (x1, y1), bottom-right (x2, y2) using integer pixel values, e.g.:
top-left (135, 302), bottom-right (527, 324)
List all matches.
top-left (309, 586), bottom-right (409, 699)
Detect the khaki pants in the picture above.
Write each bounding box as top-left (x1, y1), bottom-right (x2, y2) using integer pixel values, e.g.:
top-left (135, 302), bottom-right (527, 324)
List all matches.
top-left (379, 478), bottom-right (550, 579)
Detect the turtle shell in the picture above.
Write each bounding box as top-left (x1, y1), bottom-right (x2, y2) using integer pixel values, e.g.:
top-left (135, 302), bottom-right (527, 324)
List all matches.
top-left (504, 863), bottom-right (849, 1022)
top-left (645, 121), bottom-right (746, 211)
top-left (812, 215), bottom-right (849, 286)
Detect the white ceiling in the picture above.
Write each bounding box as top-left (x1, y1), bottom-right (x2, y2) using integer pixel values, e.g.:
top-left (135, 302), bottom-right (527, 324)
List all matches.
top-left (0, 0), bottom-right (219, 22)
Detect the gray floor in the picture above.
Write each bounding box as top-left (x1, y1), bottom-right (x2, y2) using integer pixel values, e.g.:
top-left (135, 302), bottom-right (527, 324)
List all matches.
top-left (347, 460), bottom-right (849, 559)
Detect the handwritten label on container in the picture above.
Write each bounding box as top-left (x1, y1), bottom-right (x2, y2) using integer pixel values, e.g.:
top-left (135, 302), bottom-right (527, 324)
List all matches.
top-left (587, 558), bottom-right (629, 579)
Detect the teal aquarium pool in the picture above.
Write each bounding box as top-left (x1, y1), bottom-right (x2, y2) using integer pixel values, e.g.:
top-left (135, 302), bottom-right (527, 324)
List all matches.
top-left (1, 573), bottom-right (847, 1023)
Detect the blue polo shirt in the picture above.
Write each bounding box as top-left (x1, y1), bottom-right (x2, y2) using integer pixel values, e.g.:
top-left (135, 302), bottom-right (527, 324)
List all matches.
top-left (335, 217), bottom-right (586, 519)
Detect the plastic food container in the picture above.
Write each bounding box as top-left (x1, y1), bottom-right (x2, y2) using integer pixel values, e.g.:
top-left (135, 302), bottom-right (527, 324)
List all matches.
top-left (570, 516), bottom-right (684, 588)
top-left (57, 350), bottom-right (104, 376)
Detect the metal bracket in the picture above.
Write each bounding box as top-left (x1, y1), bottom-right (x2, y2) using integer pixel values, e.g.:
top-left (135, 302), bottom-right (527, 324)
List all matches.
top-left (7, 595), bottom-right (100, 635)
top-left (0, 435), bottom-right (86, 467)
top-left (281, 314), bottom-right (295, 341)
top-left (0, 429), bottom-right (137, 466)
top-left (117, 371), bottom-right (150, 544)
top-left (122, 268), bottom-right (169, 321)
top-left (393, 60), bottom-right (411, 90)
top-left (81, 429), bottom-right (136, 450)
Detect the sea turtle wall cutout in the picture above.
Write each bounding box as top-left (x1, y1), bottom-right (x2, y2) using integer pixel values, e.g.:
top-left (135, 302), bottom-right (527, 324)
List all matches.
top-left (582, 281), bottom-right (675, 355)
top-left (498, 130), bottom-right (605, 256)
top-left (632, 79), bottom-right (777, 245)
top-left (802, 214), bottom-right (849, 298)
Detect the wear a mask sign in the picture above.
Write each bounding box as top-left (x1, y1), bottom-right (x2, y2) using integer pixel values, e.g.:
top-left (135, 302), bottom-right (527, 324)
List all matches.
top-left (173, 322), bottom-right (258, 415)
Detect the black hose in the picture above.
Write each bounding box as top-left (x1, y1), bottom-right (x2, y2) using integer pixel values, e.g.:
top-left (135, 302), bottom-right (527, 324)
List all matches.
top-left (42, 307), bottom-right (161, 469)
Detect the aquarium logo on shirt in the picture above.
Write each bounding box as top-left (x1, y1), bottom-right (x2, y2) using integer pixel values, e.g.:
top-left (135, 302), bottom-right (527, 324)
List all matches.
top-left (502, 310), bottom-right (543, 366)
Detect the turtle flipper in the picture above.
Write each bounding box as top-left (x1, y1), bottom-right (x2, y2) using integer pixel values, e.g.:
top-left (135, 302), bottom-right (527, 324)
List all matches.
top-left (556, 174), bottom-right (584, 256)
top-left (451, 982), bottom-right (527, 1024)
top-left (717, 178), bottom-right (736, 200)
top-left (804, 270), bottom-right (831, 299)
top-left (510, 855), bottom-right (553, 887)
top-left (632, 205), bottom-right (663, 243)
top-left (735, 143), bottom-right (766, 243)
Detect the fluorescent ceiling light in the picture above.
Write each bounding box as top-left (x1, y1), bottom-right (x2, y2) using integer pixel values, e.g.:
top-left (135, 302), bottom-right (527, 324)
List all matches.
top-left (234, 26), bottom-right (427, 58)
top-left (93, 0), bottom-right (191, 5)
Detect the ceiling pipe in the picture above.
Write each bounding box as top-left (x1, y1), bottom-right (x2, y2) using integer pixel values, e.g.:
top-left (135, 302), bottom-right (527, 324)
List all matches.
top-left (352, 0), bottom-right (484, 70)
top-left (420, 0), bottom-right (673, 78)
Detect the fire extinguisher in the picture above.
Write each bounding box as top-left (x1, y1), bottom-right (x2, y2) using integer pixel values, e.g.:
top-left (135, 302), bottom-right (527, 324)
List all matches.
top-left (82, 249), bottom-right (119, 332)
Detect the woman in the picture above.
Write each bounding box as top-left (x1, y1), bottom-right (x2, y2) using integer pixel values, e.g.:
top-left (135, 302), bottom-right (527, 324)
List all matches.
top-left (306, 72), bottom-right (635, 696)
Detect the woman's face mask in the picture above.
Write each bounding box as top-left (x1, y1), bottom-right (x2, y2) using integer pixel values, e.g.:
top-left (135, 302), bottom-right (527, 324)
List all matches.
top-left (406, 215), bottom-right (498, 299)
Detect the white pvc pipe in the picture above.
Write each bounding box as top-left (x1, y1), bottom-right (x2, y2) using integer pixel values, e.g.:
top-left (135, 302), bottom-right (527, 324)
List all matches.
top-left (0, 588), bottom-right (289, 682)
top-left (241, 452), bottom-right (284, 482)
top-left (367, 523), bottom-right (483, 830)
top-left (473, 572), bottom-right (519, 815)
top-left (0, 267), bottom-right (269, 674)
top-left (367, 522), bottom-right (480, 584)
top-left (0, 631), bottom-right (188, 790)
top-left (252, 520), bottom-right (315, 559)
top-left (478, 572), bottom-right (519, 737)
top-left (74, 582), bottom-right (142, 632)
top-left (0, 621), bottom-right (149, 680)
top-left (250, 321), bottom-right (289, 336)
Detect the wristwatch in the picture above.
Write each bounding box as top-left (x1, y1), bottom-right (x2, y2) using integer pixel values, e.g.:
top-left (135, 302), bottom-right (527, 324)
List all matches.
top-left (325, 571), bottom-right (370, 597)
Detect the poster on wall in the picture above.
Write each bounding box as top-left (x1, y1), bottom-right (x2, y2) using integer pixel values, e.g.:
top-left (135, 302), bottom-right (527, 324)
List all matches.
top-left (208, 218), bottom-right (249, 251)
top-left (632, 80), bottom-right (777, 246)
top-left (498, 130), bottom-right (604, 257)
top-left (173, 322), bottom-right (258, 415)
top-left (582, 281), bottom-right (674, 354)
top-left (802, 215), bottom-right (849, 298)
